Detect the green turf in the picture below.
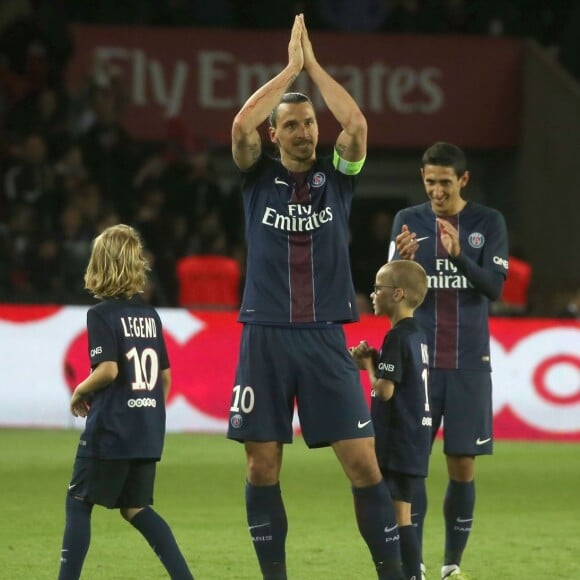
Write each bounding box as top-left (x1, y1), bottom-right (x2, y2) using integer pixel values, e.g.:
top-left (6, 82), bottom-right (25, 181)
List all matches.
top-left (0, 430), bottom-right (578, 579)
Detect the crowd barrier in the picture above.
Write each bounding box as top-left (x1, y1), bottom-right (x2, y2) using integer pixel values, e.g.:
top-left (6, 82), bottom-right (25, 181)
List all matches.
top-left (0, 305), bottom-right (578, 441)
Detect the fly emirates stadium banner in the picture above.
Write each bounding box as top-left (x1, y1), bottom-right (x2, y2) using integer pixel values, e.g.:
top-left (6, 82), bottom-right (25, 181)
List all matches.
top-left (0, 305), bottom-right (578, 441)
top-left (66, 26), bottom-right (522, 148)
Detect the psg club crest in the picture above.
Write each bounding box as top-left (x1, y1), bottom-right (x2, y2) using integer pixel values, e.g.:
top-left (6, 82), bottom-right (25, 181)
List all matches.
top-left (311, 172), bottom-right (326, 187)
top-left (230, 413), bottom-right (243, 429)
top-left (468, 232), bottom-right (485, 248)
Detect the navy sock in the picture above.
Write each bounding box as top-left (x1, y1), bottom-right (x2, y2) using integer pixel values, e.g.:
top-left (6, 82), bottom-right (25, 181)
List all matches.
top-left (58, 495), bottom-right (93, 580)
top-left (399, 524), bottom-right (421, 580)
top-left (443, 479), bottom-right (475, 566)
top-left (411, 476), bottom-right (427, 559)
top-left (245, 481), bottom-right (288, 580)
top-left (130, 506), bottom-right (194, 579)
top-left (352, 482), bottom-right (404, 579)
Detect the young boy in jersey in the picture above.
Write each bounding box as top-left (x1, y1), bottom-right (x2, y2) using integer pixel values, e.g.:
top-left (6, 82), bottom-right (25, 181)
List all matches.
top-left (350, 259), bottom-right (431, 580)
top-left (57, 224), bottom-right (193, 580)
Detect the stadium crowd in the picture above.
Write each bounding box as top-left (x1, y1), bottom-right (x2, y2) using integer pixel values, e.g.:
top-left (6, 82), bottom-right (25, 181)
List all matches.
top-left (0, 0), bottom-right (578, 314)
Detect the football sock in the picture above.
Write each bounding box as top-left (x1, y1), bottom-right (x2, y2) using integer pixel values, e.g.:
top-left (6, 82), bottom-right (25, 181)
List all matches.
top-left (399, 524), bottom-right (422, 580)
top-left (130, 506), bottom-right (194, 579)
top-left (412, 476), bottom-right (427, 557)
top-left (352, 482), bottom-right (404, 579)
top-left (443, 479), bottom-right (475, 566)
top-left (245, 481), bottom-right (288, 580)
top-left (58, 495), bottom-right (93, 580)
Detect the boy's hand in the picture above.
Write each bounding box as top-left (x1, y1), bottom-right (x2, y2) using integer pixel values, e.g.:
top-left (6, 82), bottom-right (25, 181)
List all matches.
top-left (70, 387), bottom-right (90, 418)
top-left (349, 341), bottom-right (377, 370)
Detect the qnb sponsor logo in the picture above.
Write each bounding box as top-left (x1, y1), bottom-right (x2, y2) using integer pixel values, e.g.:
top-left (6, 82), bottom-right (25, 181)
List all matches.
top-left (261, 205), bottom-right (333, 232)
top-left (127, 397), bottom-right (157, 408)
top-left (90, 346), bottom-right (102, 357)
top-left (422, 416), bottom-right (432, 426)
top-left (493, 255), bottom-right (509, 270)
top-left (378, 362), bottom-right (395, 372)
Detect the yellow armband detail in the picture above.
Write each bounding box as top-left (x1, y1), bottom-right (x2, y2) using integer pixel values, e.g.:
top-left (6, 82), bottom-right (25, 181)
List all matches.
top-left (333, 149), bottom-right (366, 175)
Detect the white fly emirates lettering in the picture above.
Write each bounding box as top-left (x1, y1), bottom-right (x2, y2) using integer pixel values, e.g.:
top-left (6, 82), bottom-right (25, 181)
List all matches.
top-left (90, 47), bottom-right (445, 119)
top-left (261, 204), bottom-right (333, 233)
top-left (427, 258), bottom-right (470, 289)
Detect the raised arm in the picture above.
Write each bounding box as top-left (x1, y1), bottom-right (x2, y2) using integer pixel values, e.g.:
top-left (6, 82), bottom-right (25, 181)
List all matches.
top-left (231, 15), bottom-right (304, 170)
top-left (301, 16), bottom-right (367, 162)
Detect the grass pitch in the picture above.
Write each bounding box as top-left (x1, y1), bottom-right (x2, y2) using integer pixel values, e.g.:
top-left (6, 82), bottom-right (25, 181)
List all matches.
top-left (0, 429), bottom-right (578, 579)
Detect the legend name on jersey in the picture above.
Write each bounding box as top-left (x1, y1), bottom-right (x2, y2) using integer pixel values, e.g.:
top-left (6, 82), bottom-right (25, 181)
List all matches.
top-left (428, 258), bottom-right (470, 289)
top-left (120, 316), bottom-right (158, 338)
top-left (262, 204), bottom-right (333, 232)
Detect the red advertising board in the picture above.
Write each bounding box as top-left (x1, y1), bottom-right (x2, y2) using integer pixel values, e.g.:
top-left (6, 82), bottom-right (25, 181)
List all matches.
top-left (0, 306), bottom-right (578, 440)
top-left (66, 26), bottom-right (522, 148)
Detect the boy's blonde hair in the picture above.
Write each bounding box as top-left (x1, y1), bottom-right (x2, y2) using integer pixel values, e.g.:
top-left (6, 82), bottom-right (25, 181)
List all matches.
top-left (381, 260), bottom-right (428, 309)
top-left (84, 224), bottom-right (150, 299)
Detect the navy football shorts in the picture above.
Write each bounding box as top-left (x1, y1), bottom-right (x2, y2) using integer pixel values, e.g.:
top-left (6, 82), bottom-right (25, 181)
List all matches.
top-left (227, 324), bottom-right (374, 448)
top-left (67, 456), bottom-right (157, 508)
top-left (381, 469), bottom-right (421, 503)
top-left (429, 368), bottom-right (493, 456)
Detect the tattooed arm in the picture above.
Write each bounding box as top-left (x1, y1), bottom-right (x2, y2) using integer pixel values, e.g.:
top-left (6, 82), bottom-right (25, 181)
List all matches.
top-left (231, 15), bottom-right (304, 171)
top-left (300, 16), bottom-right (367, 163)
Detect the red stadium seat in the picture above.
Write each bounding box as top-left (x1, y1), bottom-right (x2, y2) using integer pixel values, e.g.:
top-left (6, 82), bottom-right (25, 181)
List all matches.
top-left (501, 256), bottom-right (532, 309)
top-left (176, 255), bottom-right (241, 309)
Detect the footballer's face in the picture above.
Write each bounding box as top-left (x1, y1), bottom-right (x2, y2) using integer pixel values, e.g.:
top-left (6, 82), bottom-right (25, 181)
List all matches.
top-left (421, 164), bottom-right (469, 216)
top-left (269, 101), bottom-right (318, 168)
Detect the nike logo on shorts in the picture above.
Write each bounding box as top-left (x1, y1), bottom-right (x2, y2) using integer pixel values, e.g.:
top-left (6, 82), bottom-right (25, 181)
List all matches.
top-left (476, 437), bottom-right (491, 445)
top-left (358, 420), bottom-right (372, 429)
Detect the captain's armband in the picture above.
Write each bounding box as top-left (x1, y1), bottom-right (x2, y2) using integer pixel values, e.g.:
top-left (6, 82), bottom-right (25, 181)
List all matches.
top-left (333, 149), bottom-right (366, 176)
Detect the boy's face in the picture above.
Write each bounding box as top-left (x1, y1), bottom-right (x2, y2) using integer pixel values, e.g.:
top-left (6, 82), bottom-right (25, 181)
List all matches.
top-left (370, 270), bottom-right (399, 318)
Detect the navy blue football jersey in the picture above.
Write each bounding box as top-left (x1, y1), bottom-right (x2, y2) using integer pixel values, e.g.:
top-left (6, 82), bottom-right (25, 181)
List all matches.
top-left (77, 296), bottom-right (169, 460)
top-left (238, 153), bottom-right (359, 324)
top-left (372, 318), bottom-right (431, 477)
top-left (389, 201), bottom-right (508, 370)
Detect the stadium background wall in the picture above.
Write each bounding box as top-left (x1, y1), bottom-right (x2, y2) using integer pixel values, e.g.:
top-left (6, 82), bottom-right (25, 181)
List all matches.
top-left (1, 305), bottom-right (578, 441)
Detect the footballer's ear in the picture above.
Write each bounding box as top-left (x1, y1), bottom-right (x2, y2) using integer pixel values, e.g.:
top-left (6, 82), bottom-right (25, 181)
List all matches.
top-left (268, 127), bottom-right (278, 145)
top-left (459, 170), bottom-right (470, 187)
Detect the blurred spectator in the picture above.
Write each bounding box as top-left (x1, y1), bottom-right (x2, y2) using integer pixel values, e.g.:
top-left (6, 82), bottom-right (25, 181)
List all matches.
top-left (3, 132), bottom-right (57, 227)
top-left (314, 0), bottom-right (392, 32)
top-left (233, 0), bottom-right (311, 29)
top-left (78, 86), bottom-right (138, 219)
top-left (383, 0), bottom-right (437, 34)
top-left (6, 85), bottom-right (69, 152)
top-left (559, 1), bottom-right (580, 81)
top-left (57, 202), bottom-right (95, 301)
top-left (350, 209), bottom-right (393, 296)
top-left (554, 288), bottom-right (580, 319)
top-left (0, 204), bottom-right (40, 300)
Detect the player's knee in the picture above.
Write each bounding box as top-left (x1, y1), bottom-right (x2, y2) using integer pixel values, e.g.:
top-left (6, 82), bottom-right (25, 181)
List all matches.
top-left (246, 455), bottom-right (280, 485)
top-left (446, 454), bottom-right (475, 481)
top-left (245, 443), bottom-right (282, 485)
top-left (120, 507), bottom-right (143, 521)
